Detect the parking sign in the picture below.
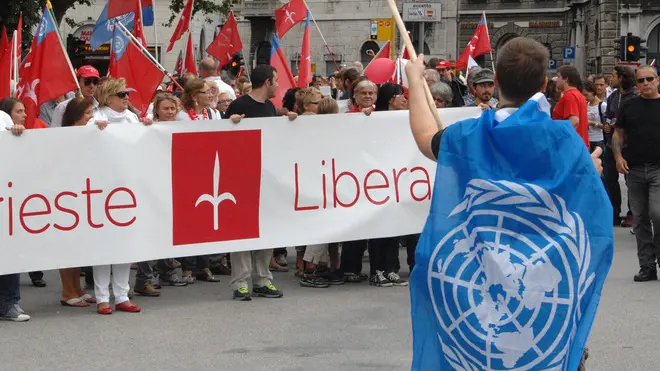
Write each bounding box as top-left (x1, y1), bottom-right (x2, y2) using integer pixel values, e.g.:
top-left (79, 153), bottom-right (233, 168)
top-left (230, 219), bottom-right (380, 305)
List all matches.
top-left (548, 59), bottom-right (557, 70)
top-left (563, 47), bottom-right (575, 60)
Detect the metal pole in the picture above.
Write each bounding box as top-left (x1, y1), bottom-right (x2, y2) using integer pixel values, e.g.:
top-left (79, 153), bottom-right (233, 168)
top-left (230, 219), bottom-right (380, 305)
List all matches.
top-left (301, 0), bottom-right (340, 72)
top-left (151, 0), bottom-right (159, 63)
top-left (418, 23), bottom-right (425, 54)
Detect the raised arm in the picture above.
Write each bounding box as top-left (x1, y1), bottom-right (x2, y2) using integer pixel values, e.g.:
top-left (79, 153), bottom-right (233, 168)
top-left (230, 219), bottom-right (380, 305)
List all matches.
top-left (405, 55), bottom-right (440, 161)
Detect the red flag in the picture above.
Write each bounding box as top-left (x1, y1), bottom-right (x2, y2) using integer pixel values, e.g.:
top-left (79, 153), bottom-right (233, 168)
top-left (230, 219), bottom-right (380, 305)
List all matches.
top-left (182, 32), bottom-right (197, 76)
top-left (237, 66), bottom-right (245, 77)
top-left (401, 47), bottom-right (410, 60)
top-left (16, 14), bottom-right (22, 57)
top-left (16, 7), bottom-right (78, 128)
top-left (456, 12), bottom-right (492, 70)
top-left (0, 26), bottom-right (8, 56)
top-left (206, 11), bottom-right (243, 68)
top-left (133, 0), bottom-right (147, 46)
top-left (270, 35), bottom-right (295, 108)
top-left (174, 49), bottom-right (183, 75)
top-left (297, 11), bottom-right (311, 88)
top-left (363, 41), bottom-right (391, 77)
top-left (274, 0), bottom-right (307, 39)
top-left (108, 0), bottom-right (154, 18)
top-left (167, 0), bottom-right (194, 53)
top-left (109, 26), bottom-right (165, 115)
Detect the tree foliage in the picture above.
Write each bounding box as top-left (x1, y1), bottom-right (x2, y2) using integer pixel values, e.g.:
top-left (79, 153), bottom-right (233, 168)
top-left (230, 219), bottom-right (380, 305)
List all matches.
top-left (0, 0), bottom-right (237, 49)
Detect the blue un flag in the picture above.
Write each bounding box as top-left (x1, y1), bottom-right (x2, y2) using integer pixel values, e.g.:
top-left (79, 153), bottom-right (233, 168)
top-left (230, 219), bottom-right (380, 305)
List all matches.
top-left (410, 93), bottom-right (613, 371)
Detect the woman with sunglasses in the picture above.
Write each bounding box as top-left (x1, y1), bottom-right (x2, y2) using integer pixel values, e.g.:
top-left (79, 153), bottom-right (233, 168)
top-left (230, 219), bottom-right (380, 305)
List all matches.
top-left (294, 87), bottom-right (323, 115)
top-left (91, 78), bottom-right (142, 128)
top-left (176, 79), bottom-right (222, 121)
top-left (375, 83), bottom-right (408, 112)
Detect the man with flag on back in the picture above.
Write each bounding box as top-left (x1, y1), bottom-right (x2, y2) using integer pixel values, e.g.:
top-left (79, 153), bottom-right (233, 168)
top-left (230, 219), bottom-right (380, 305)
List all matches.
top-left (405, 37), bottom-right (612, 371)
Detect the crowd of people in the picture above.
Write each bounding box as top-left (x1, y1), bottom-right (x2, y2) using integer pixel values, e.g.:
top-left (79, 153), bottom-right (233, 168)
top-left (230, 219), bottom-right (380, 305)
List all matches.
top-left (0, 41), bottom-right (658, 323)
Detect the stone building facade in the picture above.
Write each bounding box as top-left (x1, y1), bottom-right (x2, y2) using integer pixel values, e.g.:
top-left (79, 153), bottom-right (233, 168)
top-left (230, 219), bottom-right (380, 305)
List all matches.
top-left (458, 0), bottom-right (660, 76)
top-left (234, 0), bottom-right (459, 76)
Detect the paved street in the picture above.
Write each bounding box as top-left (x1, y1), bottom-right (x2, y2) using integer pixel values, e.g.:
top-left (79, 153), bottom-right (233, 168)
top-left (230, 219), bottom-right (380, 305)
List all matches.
top-left (0, 227), bottom-right (654, 371)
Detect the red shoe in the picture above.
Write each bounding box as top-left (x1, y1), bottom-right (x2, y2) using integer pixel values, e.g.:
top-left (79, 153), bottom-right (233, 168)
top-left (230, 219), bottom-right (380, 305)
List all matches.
top-left (97, 304), bottom-right (113, 315)
top-left (115, 302), bottom-right (141, 313)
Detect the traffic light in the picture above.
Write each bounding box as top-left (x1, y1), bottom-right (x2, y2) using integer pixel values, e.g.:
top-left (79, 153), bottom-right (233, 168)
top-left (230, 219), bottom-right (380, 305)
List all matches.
top-left (229, 52), bottom-right (244, 76)
top-left (626, 34), bottom-right (641, 62)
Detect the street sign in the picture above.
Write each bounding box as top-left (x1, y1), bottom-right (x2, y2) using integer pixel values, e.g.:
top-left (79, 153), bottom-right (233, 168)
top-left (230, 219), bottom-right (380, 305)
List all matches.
top-left (617, 61), bottom-right (641, 67)
top-left (548, 59), bottom-right (557, 70)
top-left (403, 1), bottom-right (441, 22)
top-left (562, 47), bottom-right (575, 60)
top-left (370, 20), bottom-right (378, 40)
top-left (373, 18), bottom-right (394, 41)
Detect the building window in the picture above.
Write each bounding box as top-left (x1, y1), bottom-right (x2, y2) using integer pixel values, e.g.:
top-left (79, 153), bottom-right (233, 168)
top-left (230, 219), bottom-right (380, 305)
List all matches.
top-left (649, 23), bottom-right (660, 67)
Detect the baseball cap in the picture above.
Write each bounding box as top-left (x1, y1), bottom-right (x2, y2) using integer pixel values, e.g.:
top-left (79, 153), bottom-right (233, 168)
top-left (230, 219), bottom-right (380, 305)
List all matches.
top-left (76, 65), bottom-right (100, 79)
top-left (471, 68), bottom-right (494, 85)
top-left (436, 60), bottom-right (452, 70)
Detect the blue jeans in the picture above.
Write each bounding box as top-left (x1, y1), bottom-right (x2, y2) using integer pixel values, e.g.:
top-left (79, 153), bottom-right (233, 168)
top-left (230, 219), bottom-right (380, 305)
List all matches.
top-left (627, 164), bottom-right (660, 268)
top-left (0, 274), bottom-right (20, 314)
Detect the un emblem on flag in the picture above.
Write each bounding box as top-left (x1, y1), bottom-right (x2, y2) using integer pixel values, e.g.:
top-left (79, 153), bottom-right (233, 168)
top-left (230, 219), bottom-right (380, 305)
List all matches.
top-left (428, 179), bottom-right (594, 370)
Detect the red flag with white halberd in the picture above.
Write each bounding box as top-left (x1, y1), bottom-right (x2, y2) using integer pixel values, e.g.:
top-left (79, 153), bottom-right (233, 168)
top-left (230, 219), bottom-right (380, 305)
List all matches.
top-left (297, 11), bottom-right (311, 88)
top-left (133, 0), bottom-right (147, 46)
top-left (167, 0), bottom-right (194, 52)
top-left (174, 49), bottom-right (183, 75)
top-left (108, 0), bottom-right (153, 18)
top-left (109, 25), bottom-right (165, 115)
top-left (16, 7), bottom-right (78, 128)
top-left (206, 11), bottom-right (243, 69)
top-left (274, 0), bottom-right (307, 39)
top-left (456, 11), bottom-right (492, 70)
top-left (270, 35), bottom-right (295, 108)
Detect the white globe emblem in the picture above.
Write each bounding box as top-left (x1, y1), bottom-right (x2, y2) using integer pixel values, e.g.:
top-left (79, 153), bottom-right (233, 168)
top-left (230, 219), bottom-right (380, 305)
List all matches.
top-left (428, 179), bottom-right (594, 371)
top-left (114, 37), bottom-right (126, 54)
top-left (38, 18), bottom-right (47, 39)
top-left (106, 14), bottom-right (134, 32)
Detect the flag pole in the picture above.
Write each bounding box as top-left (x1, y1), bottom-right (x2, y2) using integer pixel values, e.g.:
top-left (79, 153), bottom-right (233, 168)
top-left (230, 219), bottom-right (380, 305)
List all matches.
top-left (301, 0), bottom-right (340, 72)
top-left (10, 30), bottom-right (17, 97)
top-left (481, 11), bottom-right (495, 71)
top-left (151, 0), bottom-right (159, 63)
top-left (116, 21), bottom-right (183, 90)
top-left (386, 0), bottom-right (442, 130)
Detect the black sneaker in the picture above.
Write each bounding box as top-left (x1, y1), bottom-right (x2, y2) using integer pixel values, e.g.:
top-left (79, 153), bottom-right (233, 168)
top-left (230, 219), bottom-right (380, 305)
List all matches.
top-left (233, 287), bottom-right (252, 301)
top-left (253, 283), bottom-right (284, 298)
top-left (370, 271), bottom-right (393, 287)
top-left (386, 272), bottom-right (409, 286)
top-left (634, 267), bottom-right (657, 282)
top-left (344, 273), bottom-right (362, 283)
top-left (318, 271), bottom-right (345, 285)
top-left (31, 279), bottom-right (47, 288)
top-left (300, 276), bottom-right (330, 288)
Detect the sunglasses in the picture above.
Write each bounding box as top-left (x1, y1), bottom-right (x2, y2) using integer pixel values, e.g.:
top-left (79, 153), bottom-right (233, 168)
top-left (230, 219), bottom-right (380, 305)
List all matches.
top-left (637, 76), bottom-right (656, 84)
top-left (114, 91), bottom-right (130, 99)
top-left (84, 78), bottom-right (100, 86)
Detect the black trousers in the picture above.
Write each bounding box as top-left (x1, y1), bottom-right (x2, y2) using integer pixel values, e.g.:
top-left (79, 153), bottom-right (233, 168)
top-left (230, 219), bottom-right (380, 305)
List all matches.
top-left (178, 255), bottom-right (209, 272)
top-left (405, 234), bottom-right (420, 270)
top-left (603, 146), bottom-right (622, 220)
top-left (368, 237), bottom-right (400, 276)
top-left (340, 240), bottom-right (368, 274)
top-left (28, 271), bottom-right (43, 281)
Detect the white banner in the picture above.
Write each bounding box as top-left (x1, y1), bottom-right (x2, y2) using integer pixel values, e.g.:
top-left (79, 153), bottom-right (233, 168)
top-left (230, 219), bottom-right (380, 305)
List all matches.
top-left (0, 108), bottom-right (479, 275)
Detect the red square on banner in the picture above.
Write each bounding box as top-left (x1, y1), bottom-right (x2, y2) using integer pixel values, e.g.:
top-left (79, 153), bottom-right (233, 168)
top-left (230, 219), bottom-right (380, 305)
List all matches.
top-left (171, 130), bottom-right (261, 246)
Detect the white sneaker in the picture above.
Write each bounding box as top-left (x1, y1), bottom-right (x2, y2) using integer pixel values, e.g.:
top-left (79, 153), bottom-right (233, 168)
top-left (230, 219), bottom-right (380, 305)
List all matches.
top-left (0, 307), bottom-right (30, 322)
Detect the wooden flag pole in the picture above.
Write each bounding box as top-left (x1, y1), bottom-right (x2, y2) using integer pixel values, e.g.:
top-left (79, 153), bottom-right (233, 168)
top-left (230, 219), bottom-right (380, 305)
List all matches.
top-left (386, 0), bottom-right (442, 130)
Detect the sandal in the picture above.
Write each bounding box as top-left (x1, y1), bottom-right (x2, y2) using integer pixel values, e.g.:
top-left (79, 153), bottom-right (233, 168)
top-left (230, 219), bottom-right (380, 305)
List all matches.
top-left (60, 297), bottom-right (89, 307)
top-left (79, 293), bottom-right (96, 304)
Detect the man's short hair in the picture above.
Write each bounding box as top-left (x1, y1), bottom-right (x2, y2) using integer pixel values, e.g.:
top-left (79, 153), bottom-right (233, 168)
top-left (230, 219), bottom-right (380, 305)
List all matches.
top-left (199, 59), bottom-right (218, 72)
top-left (636, 65), bottom-right (659, 77)
top-left (557, 65), bottom-right (583, 90)
top-left (250, 65), bottom-right (277, 89)
top-left (495, 37), bottom-right (548, 104)
top-left (593, 75), bottom-right (607, 83)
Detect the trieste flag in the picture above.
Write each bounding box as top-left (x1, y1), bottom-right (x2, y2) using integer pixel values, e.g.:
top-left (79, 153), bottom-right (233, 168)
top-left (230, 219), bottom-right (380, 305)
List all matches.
top-left (270, 35), bottom-right (295, 109)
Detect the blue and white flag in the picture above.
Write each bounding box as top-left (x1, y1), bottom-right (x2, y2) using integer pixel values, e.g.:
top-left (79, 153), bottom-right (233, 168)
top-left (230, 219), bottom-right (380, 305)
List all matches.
top-left (410, 93), bottom-right (613, 371)
top-left (90, 2), bottom-right (135, 51)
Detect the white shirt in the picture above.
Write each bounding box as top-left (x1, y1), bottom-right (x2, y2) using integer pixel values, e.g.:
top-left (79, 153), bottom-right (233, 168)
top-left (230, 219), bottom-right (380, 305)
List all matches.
top-left (51, 96), bottom-right (99, 127)
top-left (0, 111), bottom-right (14, 130)
top-left (90, 106), bottom-right (141, 125)
top-left (204, 76), bottom-right (237, 100)
top-left (176, 108), bottom-right (222, 121)
top-left (587, 101), bottom-right (606, 142)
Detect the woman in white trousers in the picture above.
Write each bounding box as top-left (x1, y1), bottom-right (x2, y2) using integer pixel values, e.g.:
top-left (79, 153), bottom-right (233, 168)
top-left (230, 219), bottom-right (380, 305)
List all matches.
top-left (93, 264), bottom-right (140, 314)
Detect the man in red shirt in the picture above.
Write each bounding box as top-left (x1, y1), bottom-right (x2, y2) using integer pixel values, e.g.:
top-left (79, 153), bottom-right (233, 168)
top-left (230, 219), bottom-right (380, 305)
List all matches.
top-left (552, 65), bottom-right (589, 148)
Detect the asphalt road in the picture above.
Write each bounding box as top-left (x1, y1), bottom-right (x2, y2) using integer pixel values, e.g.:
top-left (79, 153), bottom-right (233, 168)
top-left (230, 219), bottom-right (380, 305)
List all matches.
top-left (0, 227), bottom-right (653, 371)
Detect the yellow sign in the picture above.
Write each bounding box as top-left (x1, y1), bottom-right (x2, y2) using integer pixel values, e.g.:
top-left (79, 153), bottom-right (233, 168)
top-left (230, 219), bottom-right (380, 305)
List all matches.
top-left (311, 63), bottom-right (317, 74)
top-left (375, 18), bottom-right (394, 42)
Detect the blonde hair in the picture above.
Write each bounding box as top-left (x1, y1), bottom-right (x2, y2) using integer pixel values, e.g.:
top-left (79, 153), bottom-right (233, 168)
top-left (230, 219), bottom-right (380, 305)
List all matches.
top-left (239, 82), bottom-right (252, 94)
top-left (153, 93), bottom-right (180, 121)
top-left (96, 78), bottom-right (127, 107)
top-left (180, 78), bottom-right (207, 111)
top-left (317, 97), bottom-right (338, 114)
top-left (294, 87), bottom-right (322, 114)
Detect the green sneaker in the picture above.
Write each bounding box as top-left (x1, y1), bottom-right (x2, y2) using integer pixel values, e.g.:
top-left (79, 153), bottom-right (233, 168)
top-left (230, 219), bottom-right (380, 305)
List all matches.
top-left (232, 287), bottom-right (251, 301)
top-left (252, 283), bottom-right (283, 298)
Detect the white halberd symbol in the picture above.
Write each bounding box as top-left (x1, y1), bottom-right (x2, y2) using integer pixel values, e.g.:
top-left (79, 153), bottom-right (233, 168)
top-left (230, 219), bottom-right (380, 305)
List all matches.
top-left (284, 9), bottom-right (297, 24)
top-left (195, 151), bottom-right (237, 230)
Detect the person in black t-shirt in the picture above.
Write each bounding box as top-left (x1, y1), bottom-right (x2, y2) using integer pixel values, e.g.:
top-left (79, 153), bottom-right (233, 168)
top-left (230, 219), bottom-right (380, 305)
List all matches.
top-left (613, 65), bottom-right (660, 282)
top-left (225, 65), bottom-right (298, 121)
top-left (226, 65), bottom-right (297, 301)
